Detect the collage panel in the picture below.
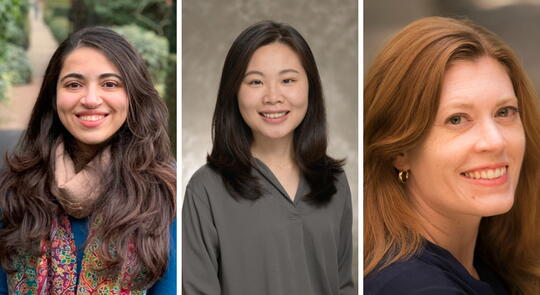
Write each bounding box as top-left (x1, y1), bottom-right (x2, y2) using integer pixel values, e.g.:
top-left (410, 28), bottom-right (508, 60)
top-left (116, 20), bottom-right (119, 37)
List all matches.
top-left (182, 0), bottom-right (358, 294)
top-left (364, 0), bottom-right (540, 294)
top-left (0, 1), bottom-right (177, 294)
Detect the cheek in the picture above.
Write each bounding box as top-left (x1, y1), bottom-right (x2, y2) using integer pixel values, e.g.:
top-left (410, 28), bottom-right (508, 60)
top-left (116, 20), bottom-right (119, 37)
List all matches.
top-left (108, 93), bottom-right (129, 117)
top-left (56, 91), bottom-right (79, 113)
top-left (237, 90), bottom-right (258, 117)
top-left (291, 83), bottom-right (308, 107)
top-left (409, 136), bottom-right (458, 183)
top-left (507, 124), bottom-right (526, 176)
top-left (511, 123), bottom-right (526, 155)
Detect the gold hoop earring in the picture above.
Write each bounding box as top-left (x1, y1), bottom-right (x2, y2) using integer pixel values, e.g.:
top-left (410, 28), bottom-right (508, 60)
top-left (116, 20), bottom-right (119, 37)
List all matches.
top-left (398, 170), bottom-right (409, 184)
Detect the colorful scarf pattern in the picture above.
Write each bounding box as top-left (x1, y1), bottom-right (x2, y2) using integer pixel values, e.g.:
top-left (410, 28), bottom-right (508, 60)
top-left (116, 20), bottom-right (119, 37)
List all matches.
top-left (7, 213), bottom-right (148, 295)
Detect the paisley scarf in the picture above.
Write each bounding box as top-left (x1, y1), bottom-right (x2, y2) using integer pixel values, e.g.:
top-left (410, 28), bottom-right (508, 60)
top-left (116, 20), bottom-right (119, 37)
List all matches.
top-left (7, 141), bottom-right (149, 294)
top-left (7, 213), bottom-right (148, 294)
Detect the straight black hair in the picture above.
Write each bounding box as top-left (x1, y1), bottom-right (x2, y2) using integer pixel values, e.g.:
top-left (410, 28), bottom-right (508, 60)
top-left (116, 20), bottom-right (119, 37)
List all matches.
top-left (207, 20), bottom-right (343, 205)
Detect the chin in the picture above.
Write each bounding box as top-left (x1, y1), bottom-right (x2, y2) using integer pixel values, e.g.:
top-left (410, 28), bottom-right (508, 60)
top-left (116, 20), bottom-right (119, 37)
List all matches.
top-left (75, 136), bottom-right (109, 146)
top-left (477, 196), bottom-right (515, 217)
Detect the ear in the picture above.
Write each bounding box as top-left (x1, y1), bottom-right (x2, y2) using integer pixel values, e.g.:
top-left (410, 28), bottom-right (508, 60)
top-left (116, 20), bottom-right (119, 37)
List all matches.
top-left (392, 152), bottom-right (411, 171)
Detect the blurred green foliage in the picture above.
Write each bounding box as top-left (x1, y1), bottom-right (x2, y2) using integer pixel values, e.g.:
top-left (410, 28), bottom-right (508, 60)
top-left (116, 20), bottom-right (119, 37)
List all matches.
top-left (44, 0), bottom-right (71, 42)
top-left (0, 65), bottom-right (9, 102)
top-left (0, 0), bottom-right (30, 49)
top-left (5, 44), bottom-right (32, 85)
top-left (111, 25), bottom-right (169, 88)
top-left (48, 16), bottom-right (70, 42)
top-left (0, 0), bottom-right (31, 101)
top-left (75, 0), bottom-right (171, 37)
top-left (165, 54), bottom-right (176, 157)
top-left (165, 1), bottom-right (175, 155)
top-left (45, 0), bottom-right (70, 18)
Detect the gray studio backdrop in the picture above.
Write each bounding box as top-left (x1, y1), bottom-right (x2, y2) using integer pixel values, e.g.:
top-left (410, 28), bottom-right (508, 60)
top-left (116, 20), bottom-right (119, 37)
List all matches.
top-left (182, 0), bottom-right (358, 287)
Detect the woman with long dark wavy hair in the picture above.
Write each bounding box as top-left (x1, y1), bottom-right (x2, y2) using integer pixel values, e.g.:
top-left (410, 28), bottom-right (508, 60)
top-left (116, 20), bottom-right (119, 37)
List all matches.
top-left (182, 20), bottom-right (354, 295)
top-left (0, 27), bottom-right (176, 294)
top-left (364, 17), bottom-right (540, 294)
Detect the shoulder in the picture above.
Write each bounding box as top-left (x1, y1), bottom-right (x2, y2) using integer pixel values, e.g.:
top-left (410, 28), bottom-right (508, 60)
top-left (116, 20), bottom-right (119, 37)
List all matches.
top-left (331, 171), bottom-right (351, 206)
top-left (365, 258), bottom-right (466, 295)
top-left (184, 164), bottom-right (228, 205)
top-left (335, 171), bottom-right (350, 192)
top-left (186, 164), bottom-right (222, 192)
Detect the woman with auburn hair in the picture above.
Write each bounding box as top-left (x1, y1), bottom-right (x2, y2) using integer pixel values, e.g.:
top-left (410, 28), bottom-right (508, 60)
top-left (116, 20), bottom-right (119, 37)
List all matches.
top-left (0, 27), bottom-right (176, 294)
top-left (364, 16), bottom-right (540, 294)
top-left (183, 20), bottom-right (354, 295)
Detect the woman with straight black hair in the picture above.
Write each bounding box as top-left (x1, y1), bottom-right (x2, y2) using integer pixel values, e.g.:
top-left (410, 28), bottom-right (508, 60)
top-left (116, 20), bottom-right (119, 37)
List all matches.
top-left (0, 27), bottom-right (176, 294)
top-left (183, 20), bottom-right (354, 295)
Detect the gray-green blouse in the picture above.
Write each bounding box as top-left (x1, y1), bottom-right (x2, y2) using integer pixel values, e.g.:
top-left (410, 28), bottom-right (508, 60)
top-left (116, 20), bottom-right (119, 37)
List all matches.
top-left (182, 159), bottom-right (354, 295)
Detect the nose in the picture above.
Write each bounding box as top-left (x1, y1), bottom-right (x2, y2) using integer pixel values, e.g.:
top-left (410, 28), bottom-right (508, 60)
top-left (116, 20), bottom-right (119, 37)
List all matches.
top-left (81, 85), bottom-right (102, 108)
top-left (474, 119), bottom-right (506, 153)
top-left (263, 82), bottom-right (283, 104)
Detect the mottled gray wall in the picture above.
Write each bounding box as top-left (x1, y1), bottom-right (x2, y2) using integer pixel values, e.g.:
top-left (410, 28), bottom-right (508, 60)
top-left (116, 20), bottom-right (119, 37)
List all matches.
top-left (183, 0), bottom-right (358, 286)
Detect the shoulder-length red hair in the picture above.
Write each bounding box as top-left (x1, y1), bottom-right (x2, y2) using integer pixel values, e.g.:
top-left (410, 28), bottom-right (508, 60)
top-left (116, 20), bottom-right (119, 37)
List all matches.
top-left (364, 16), bottom-right (540, 294)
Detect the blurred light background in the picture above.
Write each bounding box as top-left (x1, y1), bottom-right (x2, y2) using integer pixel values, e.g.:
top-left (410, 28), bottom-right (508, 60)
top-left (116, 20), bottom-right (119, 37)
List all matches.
top-left (183, 0), bottom-right (358, 287)
top-left (365, 0), bottom-right (540, 90)
top-left (0, 0), bottom-right (177, 166)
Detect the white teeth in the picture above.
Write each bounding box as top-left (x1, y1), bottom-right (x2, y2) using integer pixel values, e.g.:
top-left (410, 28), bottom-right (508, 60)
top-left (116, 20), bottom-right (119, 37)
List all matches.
top-left (79, 115), bottom-right (105, 121)
top-left (262, 112), bottom-right (287, 119)
top-left (464, 167), bottom-right (506, 180)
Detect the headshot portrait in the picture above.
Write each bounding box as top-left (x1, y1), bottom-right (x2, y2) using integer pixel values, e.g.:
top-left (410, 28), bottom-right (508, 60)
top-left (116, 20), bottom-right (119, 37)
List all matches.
top-left (364, 1), bottom-right (540, 294)
top-left (0, 26), bottom-right (176, 294)
top-left (182, 0), bottom-right (357, 294)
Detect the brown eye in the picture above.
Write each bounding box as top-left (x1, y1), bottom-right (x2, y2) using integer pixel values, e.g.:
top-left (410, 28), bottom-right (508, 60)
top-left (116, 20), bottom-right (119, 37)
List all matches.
top-left (66, 82), bottom-right (82, 89)
top-left (103, 81), bottom-right (119, 88)
top-left (282, 79), bottom-right (295, 84)
top-left (248, 80), bottom-right (263, 86)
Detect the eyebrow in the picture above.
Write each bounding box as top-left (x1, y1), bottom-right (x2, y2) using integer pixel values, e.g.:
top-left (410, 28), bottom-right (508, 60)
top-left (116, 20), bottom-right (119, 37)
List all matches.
top-left (243, 68), bottom-right (300, 78)
top-left (59, 72), bottom-right (123, 82)
top-left (442, 97), bottom-right (518, 110)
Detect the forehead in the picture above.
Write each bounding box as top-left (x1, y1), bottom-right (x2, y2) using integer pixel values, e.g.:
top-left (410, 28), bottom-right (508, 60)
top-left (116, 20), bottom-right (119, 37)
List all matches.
top-left (60, 47), bottom-right (120, 74)
top-left (439, 56), bottom-right (516, 107)
top-left (246, 42), bottom-right (304, 70)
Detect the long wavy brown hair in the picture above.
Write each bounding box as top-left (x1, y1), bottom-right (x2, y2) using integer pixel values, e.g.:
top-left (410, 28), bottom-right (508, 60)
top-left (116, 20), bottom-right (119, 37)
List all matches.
top-left (365, 17), bottom-right (540, 294)
top-left (0, 27), bottom-right (175, 289)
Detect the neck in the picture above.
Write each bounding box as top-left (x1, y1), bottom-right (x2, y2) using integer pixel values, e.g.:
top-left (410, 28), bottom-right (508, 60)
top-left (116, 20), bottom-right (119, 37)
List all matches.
top-left (251, 134), bottom-right (295, 168)
top-left (410, 190), bottom-right (481, 279)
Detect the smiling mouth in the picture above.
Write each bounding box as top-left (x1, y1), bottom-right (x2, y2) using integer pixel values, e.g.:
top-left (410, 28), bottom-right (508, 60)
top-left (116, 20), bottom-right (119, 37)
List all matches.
top-left (260, 111), bottom-right (289, 119)
top-left (77, 114), bottom-right (107, 121)
top-left (461, 166), bottom-right (507, 180)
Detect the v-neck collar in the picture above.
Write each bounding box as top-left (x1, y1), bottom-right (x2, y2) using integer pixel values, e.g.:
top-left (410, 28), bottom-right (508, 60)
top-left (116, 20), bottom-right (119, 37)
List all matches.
top-left (252, 157), bottom-right (305, 204)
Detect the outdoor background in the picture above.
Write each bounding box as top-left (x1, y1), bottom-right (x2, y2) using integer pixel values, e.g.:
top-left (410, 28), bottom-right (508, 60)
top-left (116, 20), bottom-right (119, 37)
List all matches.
top-left (0, 0), bottom-right (177, 165)
top-left (182, 0), bottom-right (358, 288)
top-left (365, 0), bottom-right (540, 91)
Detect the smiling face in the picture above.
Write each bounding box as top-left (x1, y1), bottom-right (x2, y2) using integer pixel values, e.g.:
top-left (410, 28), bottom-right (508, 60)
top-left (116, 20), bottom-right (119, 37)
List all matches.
top-left (237, 42), bottom-right (308, 145)
top-left (56, 47), bottom-right (128, 152)
top-left (398, 56), bottom-right (525, 220)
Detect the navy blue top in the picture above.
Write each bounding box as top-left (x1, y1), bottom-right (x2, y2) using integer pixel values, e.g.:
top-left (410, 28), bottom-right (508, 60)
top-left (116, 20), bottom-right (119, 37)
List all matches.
top-left (364, 241), bottom-right (509, 295)
top-left (0, 217), bottom-right (177, 295)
